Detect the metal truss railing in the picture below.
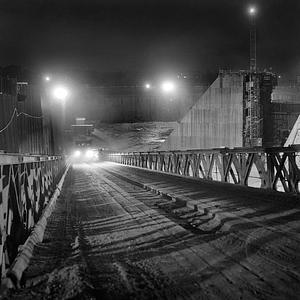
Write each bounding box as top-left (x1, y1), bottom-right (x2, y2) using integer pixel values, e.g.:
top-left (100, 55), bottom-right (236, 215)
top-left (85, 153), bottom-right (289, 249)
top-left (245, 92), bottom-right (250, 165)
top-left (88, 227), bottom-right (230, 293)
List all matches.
top-left (0, 154), bottom-right (65, 278)
top-left (108, 146), bottom-right (300, 195)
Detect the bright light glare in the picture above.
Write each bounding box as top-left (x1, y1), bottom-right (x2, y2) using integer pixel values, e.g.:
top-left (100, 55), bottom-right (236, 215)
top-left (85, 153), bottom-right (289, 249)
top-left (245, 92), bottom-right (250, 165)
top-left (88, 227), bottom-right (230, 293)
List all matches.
top-left (161, 81), bottom-right (175, 93)
top-left (145, 83), bottom-right (151, 89)
top-left (73, 150), bottom-right (81, 157)
top-left (45, 76), bottom-right (51, 81)
top-left (248, 6), bottom-right (256, 15)
top-left (85, 150), bottom-right (94, 158)
top-left (53, 86), bottom-right (69, 101)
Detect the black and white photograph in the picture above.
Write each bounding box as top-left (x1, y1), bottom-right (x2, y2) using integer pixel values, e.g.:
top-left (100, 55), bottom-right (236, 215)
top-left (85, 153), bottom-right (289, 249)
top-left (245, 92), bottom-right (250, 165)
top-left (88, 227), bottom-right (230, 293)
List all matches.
top-left (0, 0), bottom-right (300, 299)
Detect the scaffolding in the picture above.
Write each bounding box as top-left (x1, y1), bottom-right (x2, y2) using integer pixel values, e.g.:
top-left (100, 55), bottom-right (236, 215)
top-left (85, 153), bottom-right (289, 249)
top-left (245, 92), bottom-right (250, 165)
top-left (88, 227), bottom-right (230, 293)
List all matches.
top-left (244, 73), bottom-right (261, 146)
top-left (243, 72), bottom-right (277, 147)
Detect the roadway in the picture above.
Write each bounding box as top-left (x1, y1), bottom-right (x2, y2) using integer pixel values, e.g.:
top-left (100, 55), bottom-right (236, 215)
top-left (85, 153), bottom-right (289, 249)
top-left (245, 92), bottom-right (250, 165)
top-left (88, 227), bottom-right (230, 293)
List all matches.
top-left (7, 162), bottom-right (300, 300)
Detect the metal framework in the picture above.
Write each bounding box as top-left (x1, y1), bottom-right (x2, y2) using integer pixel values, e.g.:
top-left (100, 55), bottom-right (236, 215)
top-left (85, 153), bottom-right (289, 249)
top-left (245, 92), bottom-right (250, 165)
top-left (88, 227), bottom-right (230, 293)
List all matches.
top-left (244, 73), bottom-right (262, 147)
top-left (108, 146), bottom-right (300, 195)
top-left (243, 72), bottom-right (277, 147)
top-left (0, 154), bottom-right (64, 277)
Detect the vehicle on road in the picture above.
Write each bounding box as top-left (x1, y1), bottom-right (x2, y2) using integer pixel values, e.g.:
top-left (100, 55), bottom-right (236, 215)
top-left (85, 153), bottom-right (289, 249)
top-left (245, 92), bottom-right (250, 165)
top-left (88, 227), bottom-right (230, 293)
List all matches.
top-left (71, 147), bottom-right (99, 162)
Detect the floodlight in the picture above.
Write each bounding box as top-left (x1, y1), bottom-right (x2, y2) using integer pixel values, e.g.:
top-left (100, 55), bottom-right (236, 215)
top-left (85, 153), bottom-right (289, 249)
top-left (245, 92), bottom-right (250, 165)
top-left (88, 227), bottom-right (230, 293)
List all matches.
top-left (53, 86), bottom-right (69, 101)
top-left (161, 81), bottom-right (175, 93)
top-left (248, 6), bottom-right (256, 16)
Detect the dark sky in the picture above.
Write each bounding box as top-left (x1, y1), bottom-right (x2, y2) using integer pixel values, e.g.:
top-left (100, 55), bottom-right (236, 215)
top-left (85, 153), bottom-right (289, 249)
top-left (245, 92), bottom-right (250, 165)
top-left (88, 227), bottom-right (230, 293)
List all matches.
top-left (1, 0), bottom-right (300, 77)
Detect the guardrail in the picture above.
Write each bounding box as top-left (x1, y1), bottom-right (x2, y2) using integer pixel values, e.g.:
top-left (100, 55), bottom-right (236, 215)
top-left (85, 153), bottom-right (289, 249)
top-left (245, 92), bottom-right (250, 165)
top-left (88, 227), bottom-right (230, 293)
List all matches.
top-left (108, 146), bottom-right (300, 195)
top-left (0, 154), bottom-right (65, 278)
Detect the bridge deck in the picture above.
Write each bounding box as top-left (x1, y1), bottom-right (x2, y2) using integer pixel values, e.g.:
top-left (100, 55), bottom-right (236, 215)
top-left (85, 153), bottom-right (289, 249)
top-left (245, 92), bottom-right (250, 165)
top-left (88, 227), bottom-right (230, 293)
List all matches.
top-left (8, 162), bottom-right (300, 300)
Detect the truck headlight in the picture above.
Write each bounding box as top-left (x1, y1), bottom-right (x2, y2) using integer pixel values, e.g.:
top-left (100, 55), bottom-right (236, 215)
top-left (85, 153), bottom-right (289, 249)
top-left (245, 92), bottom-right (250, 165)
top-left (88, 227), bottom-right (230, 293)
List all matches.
top-left (73, 150), bottom-right (81, 157)
top-left (85, 150), bottom-right (94, 158)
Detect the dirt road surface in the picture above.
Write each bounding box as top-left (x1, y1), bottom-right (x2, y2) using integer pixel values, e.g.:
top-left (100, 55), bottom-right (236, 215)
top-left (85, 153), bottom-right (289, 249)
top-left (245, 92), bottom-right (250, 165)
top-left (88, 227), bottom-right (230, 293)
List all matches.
top-left (7, 162), bottom-right (300, 300)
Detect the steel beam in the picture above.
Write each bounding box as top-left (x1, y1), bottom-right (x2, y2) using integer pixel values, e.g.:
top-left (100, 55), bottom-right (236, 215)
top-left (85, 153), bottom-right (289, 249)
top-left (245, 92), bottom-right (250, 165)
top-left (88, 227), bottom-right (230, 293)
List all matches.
top-left (108, 146), bottom-right (300, 195)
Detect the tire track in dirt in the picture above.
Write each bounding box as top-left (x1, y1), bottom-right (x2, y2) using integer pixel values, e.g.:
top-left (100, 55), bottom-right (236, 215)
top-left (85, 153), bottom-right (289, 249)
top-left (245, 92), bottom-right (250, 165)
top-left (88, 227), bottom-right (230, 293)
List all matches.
top-left (97, 162), bottom-right (300, 300)
top-left (84, 164), bottom-right (272, 299)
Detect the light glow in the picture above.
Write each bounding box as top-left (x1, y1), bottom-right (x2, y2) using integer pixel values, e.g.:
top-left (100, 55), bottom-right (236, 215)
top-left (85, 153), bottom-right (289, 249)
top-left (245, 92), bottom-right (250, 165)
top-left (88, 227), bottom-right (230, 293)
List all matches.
top-left (248, 6), bottom-right (256, 15)
top-left (45, 76), bottom-right (51, 81)
top-left (73, 150), bottom-right (81, 157)
top-left (161, 81), bottom-right (175, 93)
top-left (145, 83), bottom-right (151, 89)
top-left (85, 149), bottom-right (94, 158)
top-left (53, 86), bottom-right (69, 101)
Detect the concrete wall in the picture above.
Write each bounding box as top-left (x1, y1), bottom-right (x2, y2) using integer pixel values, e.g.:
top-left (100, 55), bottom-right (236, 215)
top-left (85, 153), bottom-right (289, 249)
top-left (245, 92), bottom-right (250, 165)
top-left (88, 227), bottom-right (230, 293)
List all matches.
top-left (271, 83), bottom-right (300, 146)
top-left (284, 115), bottom-right (300, 146)
top-left (17, 84), bottom-right (45, 154)
top-left (0, 93), bottom-right (19, 153)
top-left (0, 78), bottom-right (50, 154)
top-left (272, 85), bottom-right (300, 103)
top-left (271, 103), bottom-right (300, 146)
top-left (161, 73), bottom-right (244, 150)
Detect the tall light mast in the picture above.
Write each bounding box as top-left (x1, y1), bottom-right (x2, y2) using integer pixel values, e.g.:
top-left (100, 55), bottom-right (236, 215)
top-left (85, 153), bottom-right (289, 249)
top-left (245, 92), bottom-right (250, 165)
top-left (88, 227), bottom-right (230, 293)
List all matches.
top-left (244, 5), bottom-right (260, 147)
top-left (248, 6), bottom-right (257, 72)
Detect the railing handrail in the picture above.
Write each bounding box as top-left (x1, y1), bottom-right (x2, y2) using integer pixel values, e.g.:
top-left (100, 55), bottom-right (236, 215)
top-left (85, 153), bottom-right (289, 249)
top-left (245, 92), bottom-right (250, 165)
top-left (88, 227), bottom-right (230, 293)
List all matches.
top-left (107, 145), bottom-right (300, 195)
top-left (108, 145), bottom-right (300, 156)
top-left (0, 154), bottom-right (65, 278)
top-left (0, 152), bottom-right (62, 165)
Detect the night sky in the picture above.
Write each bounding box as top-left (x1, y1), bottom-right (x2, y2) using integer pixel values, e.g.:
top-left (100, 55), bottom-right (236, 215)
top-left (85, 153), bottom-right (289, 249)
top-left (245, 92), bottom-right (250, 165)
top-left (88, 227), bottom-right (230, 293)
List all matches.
top-left (1, 0), bottom-right (300, 78)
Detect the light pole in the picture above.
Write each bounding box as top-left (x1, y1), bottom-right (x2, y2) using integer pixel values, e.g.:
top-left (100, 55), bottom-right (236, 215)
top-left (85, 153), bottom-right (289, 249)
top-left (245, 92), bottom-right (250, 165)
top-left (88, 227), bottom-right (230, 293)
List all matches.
top-left (52, 85), bottom-right (69, 154)
top-left (248, 5), bottom-right (257, 72)
top-left (142, 78), bottom-right (178, 118)
top-left (53, 86), bottom-right (69, 128)
top-left (246, 5), bottom-right (260, 147)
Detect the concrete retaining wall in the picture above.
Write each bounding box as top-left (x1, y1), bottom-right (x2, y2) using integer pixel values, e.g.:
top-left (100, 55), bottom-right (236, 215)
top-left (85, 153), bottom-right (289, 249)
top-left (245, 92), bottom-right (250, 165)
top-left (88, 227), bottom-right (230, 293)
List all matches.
top-left (160, 73), bottom-right (244, 150)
